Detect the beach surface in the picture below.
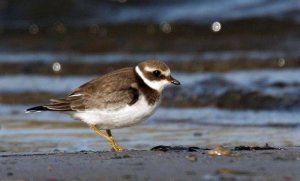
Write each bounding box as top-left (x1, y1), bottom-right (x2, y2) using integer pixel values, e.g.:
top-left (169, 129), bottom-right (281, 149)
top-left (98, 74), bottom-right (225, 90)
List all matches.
top-left (1, 146), bottom-right (300, 181)
top-left (1, 2), bottom-right (300, 181)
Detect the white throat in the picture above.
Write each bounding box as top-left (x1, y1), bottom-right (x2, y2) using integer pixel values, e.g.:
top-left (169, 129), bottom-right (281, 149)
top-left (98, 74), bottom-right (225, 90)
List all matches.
top-left (135, 66), bottom-right (169, 92)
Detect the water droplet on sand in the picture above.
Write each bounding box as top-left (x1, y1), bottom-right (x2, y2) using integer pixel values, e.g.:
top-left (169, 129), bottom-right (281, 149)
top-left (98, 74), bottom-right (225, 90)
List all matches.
top-left (278, 58), bottom-right (285, 67)
top-left (29, 24), bottom-right (39, 35)
top-left (160, 22), bottom-right (172, 34)
top-left (52, 62), bottom-right (62, 72)
top-left (54, 22), bottom-right (67, 34)
top-left (211, 21), bottom-right (221, 32)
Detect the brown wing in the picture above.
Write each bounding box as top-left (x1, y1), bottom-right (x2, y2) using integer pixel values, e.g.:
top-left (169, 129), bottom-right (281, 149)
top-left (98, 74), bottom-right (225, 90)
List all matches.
top-left (45, 67), bottom-right (139, 111)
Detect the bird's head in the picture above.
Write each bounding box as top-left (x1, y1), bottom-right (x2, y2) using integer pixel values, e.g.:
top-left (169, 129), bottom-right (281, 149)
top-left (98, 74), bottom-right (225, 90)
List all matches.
top-left (135, 60), bottom-right (180, 92)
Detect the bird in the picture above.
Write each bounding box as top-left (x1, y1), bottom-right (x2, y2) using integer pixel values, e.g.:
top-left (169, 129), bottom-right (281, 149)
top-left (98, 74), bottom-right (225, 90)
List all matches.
top-left (26, 60), bottom-right (180, 152)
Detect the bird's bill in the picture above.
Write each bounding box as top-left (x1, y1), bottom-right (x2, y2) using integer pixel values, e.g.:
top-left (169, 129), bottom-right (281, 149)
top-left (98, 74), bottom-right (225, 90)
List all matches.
top-left (169, 76), bottom-right (180, 85)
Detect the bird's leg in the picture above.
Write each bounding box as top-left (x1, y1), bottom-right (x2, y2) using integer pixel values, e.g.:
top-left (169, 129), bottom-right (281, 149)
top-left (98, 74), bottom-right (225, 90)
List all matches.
top-left (90, 125), bottom-right (123, 152)
top-left (106, 129), bottom-right (124, 152)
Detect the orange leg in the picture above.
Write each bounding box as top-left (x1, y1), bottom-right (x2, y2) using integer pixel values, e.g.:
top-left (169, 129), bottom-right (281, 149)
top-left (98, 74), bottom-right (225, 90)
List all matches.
top-left (90, 125), bottom-right (123, 152)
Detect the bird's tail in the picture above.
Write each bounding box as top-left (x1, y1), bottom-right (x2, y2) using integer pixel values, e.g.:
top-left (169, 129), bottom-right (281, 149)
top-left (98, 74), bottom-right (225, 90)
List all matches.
top-left (25, 106), bottom-right (51, 113)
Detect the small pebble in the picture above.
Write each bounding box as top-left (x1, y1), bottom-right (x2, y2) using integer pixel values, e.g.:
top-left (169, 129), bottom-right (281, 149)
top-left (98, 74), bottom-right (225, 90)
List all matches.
top-left (208, 146), bottom-right (232, 156)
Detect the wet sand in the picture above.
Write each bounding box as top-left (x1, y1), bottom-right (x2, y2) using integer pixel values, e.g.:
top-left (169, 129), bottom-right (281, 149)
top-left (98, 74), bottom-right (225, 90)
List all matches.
top-left (1, 147), bottom-right (299, 181)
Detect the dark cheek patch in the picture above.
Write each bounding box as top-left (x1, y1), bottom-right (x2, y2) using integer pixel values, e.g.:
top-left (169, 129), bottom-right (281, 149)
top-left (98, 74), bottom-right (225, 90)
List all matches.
top-left (146, 72), bottom-right (161, 81)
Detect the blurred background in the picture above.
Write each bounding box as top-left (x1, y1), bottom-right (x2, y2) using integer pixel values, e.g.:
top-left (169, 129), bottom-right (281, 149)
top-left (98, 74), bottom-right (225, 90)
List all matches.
top-left (1, 0), bottom-right (300, 152)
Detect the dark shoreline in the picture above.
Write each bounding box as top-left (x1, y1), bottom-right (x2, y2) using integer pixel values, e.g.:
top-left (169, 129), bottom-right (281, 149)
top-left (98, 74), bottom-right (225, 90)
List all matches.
top-left (1, 19), bottom-right (299, 53)
top-left (1, 147), bottom-right (300, 181)
top-left (2, 82), bottom-right (300, 110)
top-left (1, 57), bottom-right (300, 75)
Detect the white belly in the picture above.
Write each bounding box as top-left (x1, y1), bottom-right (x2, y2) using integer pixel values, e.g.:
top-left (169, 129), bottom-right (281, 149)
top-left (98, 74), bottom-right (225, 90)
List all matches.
top-left (72, 95), bottom-right (159, 129)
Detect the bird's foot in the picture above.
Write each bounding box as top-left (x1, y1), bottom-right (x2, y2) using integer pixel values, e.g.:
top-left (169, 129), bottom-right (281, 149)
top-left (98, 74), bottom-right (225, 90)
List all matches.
top-left (110, 140), bottom-right (124, 152)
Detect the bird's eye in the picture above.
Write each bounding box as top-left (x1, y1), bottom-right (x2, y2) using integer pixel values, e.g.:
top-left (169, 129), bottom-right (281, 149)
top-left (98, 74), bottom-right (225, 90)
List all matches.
top-left (153, 70), bottom-right (161, 77)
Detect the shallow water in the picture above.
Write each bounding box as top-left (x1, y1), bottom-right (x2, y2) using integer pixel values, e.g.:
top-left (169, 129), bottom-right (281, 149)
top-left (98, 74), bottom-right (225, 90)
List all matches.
top-left (1, 120), bottom-right (299, 152)
top-left (2, 68), bottom-right (300, 93)
top-left (1, 51), bottom-right (300, 63)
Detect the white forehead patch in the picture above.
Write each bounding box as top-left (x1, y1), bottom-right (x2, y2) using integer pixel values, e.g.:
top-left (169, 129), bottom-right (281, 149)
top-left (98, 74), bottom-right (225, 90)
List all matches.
top-left (135, 66), bottom-right (170, 92)
top-left (144, 66), bottom-right (171, 76)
